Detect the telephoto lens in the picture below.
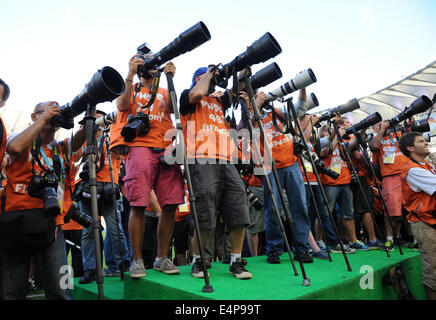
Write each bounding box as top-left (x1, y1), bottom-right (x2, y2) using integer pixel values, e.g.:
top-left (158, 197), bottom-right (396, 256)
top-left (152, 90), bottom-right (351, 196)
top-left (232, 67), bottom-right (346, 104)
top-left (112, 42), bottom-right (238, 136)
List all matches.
top-left (95, 110), bottom-right (118, 128)
top-left (214, 32), bottom-right (282, 87)
top-left (388, 95), bottom-right (433, 127)
top-left (51, 67), bottom-right (125, 129)
top-left (250, 62), bottom-right (282, 91)
top-left (345, 112), bottom-right (382, 136)
top-left (139, 21), bottom-right (211, 72)
top-left (317, 98), bottom-right (360, 124)
top-left (266, 69), bottom-right (317, 103)
top-left (64, 202), bottom-right (93, 228)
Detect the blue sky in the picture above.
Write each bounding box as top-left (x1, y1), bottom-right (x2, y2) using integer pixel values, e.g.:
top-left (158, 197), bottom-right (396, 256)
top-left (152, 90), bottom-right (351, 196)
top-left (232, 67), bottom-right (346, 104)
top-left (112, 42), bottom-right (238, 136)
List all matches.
top-left (0, 0), bottom-right (435, 132)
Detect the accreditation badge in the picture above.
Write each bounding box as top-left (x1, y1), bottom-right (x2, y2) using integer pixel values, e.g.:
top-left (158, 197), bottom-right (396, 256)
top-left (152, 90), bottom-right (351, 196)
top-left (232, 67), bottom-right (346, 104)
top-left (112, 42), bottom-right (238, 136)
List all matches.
top-left (302, 158), bottom-right (313, 173)
top-left (383, 152), bottom-right (395, 164)
top-left (331, 157), bottom-right (342, 175)
top-left (178, 203), bottom-right (189, 213)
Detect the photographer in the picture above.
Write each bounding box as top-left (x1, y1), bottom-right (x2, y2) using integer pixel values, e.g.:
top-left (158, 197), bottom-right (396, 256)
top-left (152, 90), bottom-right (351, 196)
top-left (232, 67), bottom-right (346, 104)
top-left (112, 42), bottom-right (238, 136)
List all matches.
top-left (398, 132), bottom-right (436, 300)
top-left (298, 114), bottom-right (354, 254)
top-left (116, 54), bottom-right (184, 278)
top-left (76, 110), bottom-right (130, 283)
top-left (179, 66), bottom-right (252, 279)
top-left (319, 116), bottom-right (368, 251)
top-left (247, 89), bottom-right (313, 264)
top-left (342, 118), bottom-right (385, 250)
top-left (370, 121), bottom-right (410, 250)
top-left (0, 101), bottom-right (85, 300)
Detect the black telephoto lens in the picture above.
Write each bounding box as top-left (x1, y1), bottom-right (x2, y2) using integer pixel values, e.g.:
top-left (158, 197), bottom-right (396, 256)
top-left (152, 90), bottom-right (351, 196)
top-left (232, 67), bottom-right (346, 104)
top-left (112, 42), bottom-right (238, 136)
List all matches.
top-left (250, 62), bottom-right (282, 91)
top-left (64, 202), bottom-right (93, 228)
top-left (42, 187), bottom-right (61, 216)
top-left (345, 112), bottom-right (382, 136)
top-left (51, 66), bottom-right (125, 129)
top-left (388, 95), bottom-right (432, 127)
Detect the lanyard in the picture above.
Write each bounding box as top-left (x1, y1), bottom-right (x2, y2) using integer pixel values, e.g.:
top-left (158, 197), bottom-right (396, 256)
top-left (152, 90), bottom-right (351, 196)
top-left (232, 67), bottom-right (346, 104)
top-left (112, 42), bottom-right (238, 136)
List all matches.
top-left (382, 133), bottom-right (396, 146)
top-left (39, 144), bottom-right (65, 183)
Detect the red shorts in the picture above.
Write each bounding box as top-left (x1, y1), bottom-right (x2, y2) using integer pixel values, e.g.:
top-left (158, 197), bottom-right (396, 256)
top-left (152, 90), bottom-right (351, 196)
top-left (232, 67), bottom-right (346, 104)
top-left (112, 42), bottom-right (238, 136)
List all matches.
top-left (381, 174), bottom-right (402, 217)
top-left (123, 147), bottom-right (184, 208)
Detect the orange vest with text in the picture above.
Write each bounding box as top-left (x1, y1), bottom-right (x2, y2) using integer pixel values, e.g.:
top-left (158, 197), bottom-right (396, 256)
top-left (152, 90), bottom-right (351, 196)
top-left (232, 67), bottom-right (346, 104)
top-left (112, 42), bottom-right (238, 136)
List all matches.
top-left (260, 110), bottom-right (296, 169)
top-left (321, 143), bottom-right (351, 186)
top-left (111, 84), bottom-right (175, 150)
top-left (181, 95), bottom-right (236, 162)
top-left (401, 160), bottom-right (436, 226)
top-left (377, 132), bottom-right (409, 177)
top-left (4, 138), bottom-right (71, 225)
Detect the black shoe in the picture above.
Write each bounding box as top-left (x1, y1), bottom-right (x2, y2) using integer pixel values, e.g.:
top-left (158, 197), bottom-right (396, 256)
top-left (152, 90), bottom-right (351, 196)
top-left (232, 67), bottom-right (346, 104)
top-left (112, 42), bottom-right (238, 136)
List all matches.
top-left (191, 259), bottom-right (209, 278)
top-left (394, 238), bottom-right (408, 247)
top-left (205, 260), bottom-right (212, 269)
top-left (267, 251), bottom-right (281, 264)
top-left (295, 252), bottom-right (314, 263)
top-left (229, 258), bottom-right (252, 279)
top-left (79, 269), bottom-right (96, 284)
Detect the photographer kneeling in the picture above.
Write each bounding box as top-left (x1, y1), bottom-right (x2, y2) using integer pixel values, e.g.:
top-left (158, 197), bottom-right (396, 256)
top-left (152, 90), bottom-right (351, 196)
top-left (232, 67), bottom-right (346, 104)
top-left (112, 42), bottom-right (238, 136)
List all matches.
top-left (0, 101), bottom-right (85, 300)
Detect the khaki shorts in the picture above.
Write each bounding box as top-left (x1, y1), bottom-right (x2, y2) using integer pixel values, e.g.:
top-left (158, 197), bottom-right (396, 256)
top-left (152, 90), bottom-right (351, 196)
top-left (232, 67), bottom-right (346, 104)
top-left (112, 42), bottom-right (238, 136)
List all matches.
top-left (411, 221), bottom-right (436, 291)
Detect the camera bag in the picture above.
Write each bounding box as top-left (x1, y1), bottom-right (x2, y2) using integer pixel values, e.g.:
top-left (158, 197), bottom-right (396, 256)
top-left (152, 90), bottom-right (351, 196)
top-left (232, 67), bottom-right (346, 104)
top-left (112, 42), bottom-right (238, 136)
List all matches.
top-left (0, 208), bottom-right (56, 253)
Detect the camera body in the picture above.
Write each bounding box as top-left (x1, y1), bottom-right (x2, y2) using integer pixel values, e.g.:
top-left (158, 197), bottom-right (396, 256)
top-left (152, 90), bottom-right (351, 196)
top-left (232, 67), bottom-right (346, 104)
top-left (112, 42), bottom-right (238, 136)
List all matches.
top-left (121, 111), bottom-right (150, 142)
top-left (28, 172), bottom-right (60, 216)
top-left (246, 188), bottom-right (263, 210)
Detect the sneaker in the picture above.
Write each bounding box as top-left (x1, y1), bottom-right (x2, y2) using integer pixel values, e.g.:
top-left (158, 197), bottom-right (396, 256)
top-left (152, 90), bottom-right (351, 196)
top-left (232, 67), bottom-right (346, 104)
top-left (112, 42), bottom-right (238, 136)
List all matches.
top-left (349, 240), bottom-right (370, 251)
top-left (266, 251), bottom-right (280, 264)
top-left (229, 258), bottom-right (252, 279)
top-left (153, 257), bottom-right (180, 275)
top-left (102, 268), bottom-right (121, 277)
top-left (312, 250), bottom-right (329, 260)
top-left (384, 240), bottom-right (395, 252)
top-left (316, 240), bottom-right (327, 251)
top-left (294, 251), bottom-right (314, 263)
top-left (129, 258), bottom-right (146, 279)
top-left (367, 239), bottom-right (385, 251)
top-left (329, 243), bottom-right (356, 254)
top-left (191, 259), bottom-right (209, 278)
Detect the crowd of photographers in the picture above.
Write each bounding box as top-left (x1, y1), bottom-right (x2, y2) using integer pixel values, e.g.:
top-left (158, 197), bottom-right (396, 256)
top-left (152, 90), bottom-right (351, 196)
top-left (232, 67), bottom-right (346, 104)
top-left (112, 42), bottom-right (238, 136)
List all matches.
top-left (0, 39), bottom-right (435, 300)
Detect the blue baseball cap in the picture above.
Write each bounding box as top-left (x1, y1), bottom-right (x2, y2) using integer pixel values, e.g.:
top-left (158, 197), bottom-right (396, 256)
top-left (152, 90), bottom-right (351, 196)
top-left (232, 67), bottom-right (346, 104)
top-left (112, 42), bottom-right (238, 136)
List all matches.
top-left (189, 67), bottom-right (208, 90)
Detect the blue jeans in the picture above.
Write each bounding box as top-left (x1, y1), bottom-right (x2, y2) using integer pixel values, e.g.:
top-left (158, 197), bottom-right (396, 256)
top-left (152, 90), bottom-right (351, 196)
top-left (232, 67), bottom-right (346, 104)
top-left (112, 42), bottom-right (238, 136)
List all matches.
top-left (324, 185), bottom-right (354, 220)
top-left (305, 184), bottom-right (338, 246)
top-left (80, 196), bottom-right (129, 272)
top-left (0, 225), bottom-right (72, 300)
top-left (263, 162), bottom-right (311, 255)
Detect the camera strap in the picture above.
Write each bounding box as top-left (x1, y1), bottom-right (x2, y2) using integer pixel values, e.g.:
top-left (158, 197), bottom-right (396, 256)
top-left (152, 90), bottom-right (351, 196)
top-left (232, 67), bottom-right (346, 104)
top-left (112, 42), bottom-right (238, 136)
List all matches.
top-left (31, 138), bottom-right (64, 183)
top-left (271, 108), bottom-right (294, 135)
top-left (94, 135), bottom-right (105, 173)
top-left (133, 69), bottom-right (162, 114)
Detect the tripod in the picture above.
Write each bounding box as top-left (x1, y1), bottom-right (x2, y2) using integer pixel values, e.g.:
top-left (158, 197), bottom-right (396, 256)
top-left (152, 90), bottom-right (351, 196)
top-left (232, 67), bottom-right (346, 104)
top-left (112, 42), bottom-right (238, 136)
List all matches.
top-left (102, 128), bottom-right (128, 280)
top-left (286, 99), bottom-right (353, 271)
top-left (164, 70), bottom-right (213, 293)
top-left (242, 71), bottom-right (310, 286)
top-left (83, 104), bottom-right (104, 300)
top-left (329, 120), bottom-right (392, 257)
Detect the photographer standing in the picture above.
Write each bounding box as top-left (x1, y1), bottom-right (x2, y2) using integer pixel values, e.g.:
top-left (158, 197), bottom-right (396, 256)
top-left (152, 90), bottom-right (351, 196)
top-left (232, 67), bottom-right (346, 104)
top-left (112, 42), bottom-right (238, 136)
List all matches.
top-left (370, 121), bottom-right (409, 250)
top-left (179, 66), bottom-right (252, 279)
top-left (0, 101), bottom-right (85, 300)
top-left (398, 132), bottom-right (436, 300)
top-left (76, 110), bottom-right (130, 284)
top-left (248, 90), bottom-right (313, 264)
top-left (116, 54), bottom-right (184, 278)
